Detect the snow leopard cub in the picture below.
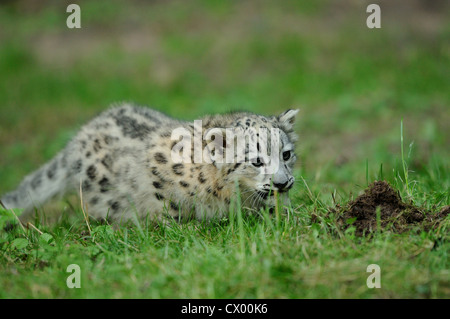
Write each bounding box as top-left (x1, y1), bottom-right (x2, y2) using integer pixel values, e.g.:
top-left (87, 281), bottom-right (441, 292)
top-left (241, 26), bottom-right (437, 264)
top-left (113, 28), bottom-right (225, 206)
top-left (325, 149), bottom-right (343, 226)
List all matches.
top-left (1, 103), bottom-right (298, 223)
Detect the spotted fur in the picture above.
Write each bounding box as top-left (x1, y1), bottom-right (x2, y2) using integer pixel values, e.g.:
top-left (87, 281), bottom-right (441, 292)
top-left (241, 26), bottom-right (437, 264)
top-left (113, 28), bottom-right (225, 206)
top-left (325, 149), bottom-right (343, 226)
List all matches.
top-left (1, 103), bottom-right (299, 223)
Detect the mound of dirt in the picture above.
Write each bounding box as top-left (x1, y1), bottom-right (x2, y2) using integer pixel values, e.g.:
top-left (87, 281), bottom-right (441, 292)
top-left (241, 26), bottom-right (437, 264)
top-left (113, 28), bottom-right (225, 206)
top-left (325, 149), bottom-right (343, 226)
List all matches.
top-left (333, 181), bottom-right (449, 236)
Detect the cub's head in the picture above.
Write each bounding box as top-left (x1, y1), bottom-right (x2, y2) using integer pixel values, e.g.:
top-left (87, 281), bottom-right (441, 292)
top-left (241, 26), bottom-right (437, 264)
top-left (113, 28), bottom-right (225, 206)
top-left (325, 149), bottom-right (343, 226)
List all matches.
top-left (205, 109), bottom-right (299, 210)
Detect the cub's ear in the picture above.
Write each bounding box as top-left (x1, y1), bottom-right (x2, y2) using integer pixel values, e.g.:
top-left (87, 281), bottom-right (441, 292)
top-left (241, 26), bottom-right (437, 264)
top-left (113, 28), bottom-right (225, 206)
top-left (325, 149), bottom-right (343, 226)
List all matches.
top-left (277, 109), bottom-right (299, 129)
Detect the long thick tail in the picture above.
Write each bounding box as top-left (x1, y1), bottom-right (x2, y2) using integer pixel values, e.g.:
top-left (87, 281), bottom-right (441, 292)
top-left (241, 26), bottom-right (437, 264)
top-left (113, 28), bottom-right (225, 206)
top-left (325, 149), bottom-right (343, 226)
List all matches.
top-left (1, 151), bottom-right (71, 221)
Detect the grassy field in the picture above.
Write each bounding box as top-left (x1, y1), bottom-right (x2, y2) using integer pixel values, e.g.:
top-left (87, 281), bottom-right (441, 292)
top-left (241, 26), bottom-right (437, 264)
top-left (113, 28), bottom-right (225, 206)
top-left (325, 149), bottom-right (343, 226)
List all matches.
top-left (0, 0), bottom-right (449, 298)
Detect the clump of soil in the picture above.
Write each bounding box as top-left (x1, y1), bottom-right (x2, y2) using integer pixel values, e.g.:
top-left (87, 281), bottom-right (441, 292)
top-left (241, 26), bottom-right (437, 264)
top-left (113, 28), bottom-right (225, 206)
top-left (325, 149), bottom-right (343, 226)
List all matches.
top-left (332, 181), bottom-right (449, 236)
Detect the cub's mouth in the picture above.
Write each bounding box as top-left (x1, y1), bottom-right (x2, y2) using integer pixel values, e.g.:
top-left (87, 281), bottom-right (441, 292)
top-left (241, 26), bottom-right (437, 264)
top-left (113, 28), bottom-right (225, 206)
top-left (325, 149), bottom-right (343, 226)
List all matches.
top-left (257, 189), bottom-right (278, 200)
top-left (257, 190), bottom-right (271, 200)
top-left (257, 188), bottom-right (290, 200)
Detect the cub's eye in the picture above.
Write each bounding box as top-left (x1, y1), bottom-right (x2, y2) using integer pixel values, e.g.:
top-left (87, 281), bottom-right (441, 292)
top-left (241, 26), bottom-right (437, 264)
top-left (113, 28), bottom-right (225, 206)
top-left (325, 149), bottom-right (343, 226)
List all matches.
top-left (252, 158), bottom-right (264, 168)
top-left (282, 151), bottom-right (291, 161)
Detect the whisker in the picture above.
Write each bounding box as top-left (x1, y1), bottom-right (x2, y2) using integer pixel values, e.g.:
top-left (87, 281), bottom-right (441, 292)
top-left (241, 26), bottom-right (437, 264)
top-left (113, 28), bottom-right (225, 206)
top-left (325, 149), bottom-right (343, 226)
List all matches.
top-left (241, 191), bottom-right (258, 208)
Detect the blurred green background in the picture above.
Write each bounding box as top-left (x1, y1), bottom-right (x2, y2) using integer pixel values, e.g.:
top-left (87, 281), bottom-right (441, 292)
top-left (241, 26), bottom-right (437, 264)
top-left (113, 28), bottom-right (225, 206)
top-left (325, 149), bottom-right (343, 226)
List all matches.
top-left (0, 0), bottom-right (449, 195)
top-left (0, 0), bottom-right (449, 300)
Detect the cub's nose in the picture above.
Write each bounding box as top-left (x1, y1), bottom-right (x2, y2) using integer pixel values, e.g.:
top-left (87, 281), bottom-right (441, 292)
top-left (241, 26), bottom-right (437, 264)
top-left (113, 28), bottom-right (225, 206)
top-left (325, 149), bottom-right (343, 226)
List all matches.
top-left (273, 181), bottom-right (289, 191)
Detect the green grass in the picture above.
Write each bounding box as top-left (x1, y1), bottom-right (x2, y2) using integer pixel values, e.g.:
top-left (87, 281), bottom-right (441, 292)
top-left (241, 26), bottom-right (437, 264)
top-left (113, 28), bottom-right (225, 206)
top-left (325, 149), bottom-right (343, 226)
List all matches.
top-left (0, 0), bottom-right (449, 298)
top-left (0, 170), bottom-right (448, 298)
